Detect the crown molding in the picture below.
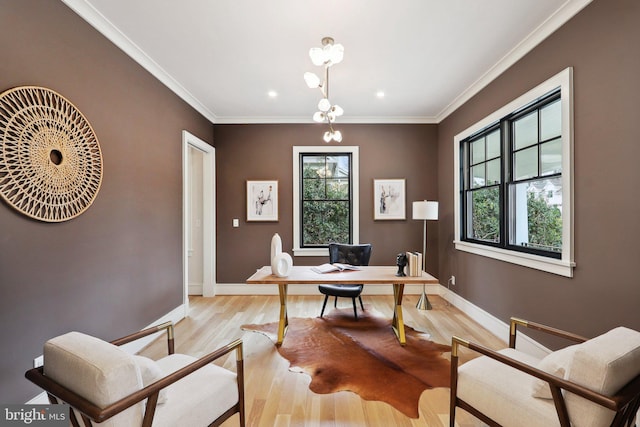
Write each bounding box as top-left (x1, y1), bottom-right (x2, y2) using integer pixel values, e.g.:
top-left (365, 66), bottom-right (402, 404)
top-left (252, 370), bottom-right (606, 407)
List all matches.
top-left (61, 0), bottom-right (219, 123)
top-left (213, 115), bottom-right (439, 124)
top-left (435, 0), bottom-right (593, 122)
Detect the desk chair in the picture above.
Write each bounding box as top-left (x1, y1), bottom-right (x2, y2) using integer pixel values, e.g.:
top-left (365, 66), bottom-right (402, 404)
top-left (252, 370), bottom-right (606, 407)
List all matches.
top-left (319, 243), bottom-right (372, 319)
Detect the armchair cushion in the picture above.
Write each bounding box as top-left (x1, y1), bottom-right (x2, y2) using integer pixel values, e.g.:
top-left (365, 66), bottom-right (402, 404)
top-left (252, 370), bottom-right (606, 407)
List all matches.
top-left (458, 348), bottom-right (561, 427)
top-left (132, 355), bottom-right (168, 405)
top-left (531, 344), bottom-right (579, 399)
top-left (153, 354), bottom-right (239, 427)
top-left (44, 332), bottom-right (144, 427)
top-left (565, 327), bottom-right (640, 427)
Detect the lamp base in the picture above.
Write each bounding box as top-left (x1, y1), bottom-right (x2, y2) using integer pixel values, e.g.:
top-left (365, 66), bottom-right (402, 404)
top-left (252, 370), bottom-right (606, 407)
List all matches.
top-left (416, 290), bottom-right (432, 310)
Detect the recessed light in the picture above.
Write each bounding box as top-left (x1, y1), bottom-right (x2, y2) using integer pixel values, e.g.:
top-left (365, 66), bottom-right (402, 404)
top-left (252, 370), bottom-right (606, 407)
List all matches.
top-left (376, 91), bottom-right (385, 99)
top-left (268, 90), bottom-right (278, 98)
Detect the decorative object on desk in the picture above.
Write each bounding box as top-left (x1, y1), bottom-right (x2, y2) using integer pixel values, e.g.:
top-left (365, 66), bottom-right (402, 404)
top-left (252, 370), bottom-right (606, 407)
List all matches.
top-left (374, 179), bottom-right (406, 220)
top-left (270, 233), bottom-right (282, 262)
top-left (271, 252), bottom-right (293, 277)
top-left (304, 37), bottom-right (344, 143)
top-left (311, 263), bottom-right (361, 274)
top-left (242, 307), bottom-right (451, 418)
top-left (396, 253), bottom-right (407, 277)
top-left (247, 180), bottom-right (278, 221)
top-left (0, 86), bottom-right (103, 222)
top-left (412, 200), bottom-right (439, 310)
top-left (405, 251), bottom-right (423, 277)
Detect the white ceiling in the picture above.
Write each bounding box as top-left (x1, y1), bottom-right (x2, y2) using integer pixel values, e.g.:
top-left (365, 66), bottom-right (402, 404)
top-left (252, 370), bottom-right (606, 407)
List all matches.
top-left (62, 0), bottom-right (592, 124)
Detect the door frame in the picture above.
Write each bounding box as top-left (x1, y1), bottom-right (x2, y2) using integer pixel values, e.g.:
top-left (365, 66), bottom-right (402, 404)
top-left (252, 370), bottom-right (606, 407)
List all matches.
top-left (182, 131), bottom-right (215, 315)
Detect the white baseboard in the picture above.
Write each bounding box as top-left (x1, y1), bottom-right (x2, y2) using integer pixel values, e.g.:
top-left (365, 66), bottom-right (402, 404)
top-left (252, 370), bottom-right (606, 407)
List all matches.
top-left (441, 287), bottom-right (551, 359)
top-left (188, 282), bottom-right (203, 295)
top-left (214, 282), bottom-right (444, 296)
top-left (26, 304), bottom-right (186, 404)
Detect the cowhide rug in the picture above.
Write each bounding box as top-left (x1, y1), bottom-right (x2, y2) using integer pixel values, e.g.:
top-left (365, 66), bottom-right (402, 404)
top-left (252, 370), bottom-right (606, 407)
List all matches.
top-left (242, 307), bottom-right (451, 418)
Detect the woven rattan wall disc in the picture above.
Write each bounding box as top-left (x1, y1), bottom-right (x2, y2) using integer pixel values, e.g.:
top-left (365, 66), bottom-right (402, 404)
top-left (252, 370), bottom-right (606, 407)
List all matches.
top-left (0, 86), bottom-right (103, 222)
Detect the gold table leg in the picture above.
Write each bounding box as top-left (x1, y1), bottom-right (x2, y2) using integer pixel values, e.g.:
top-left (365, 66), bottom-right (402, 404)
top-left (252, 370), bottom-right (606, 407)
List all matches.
top-left (391, 283), bottom-right (406, 346)
top-left (276, 283), bottom-right (289, 346)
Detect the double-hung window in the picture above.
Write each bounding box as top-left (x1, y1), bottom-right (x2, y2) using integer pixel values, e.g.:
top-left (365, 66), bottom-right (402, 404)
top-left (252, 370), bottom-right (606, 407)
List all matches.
top-left (293, 146), bottom-right (359, 256)
top-left (454, 68), bottom-right (575, 277)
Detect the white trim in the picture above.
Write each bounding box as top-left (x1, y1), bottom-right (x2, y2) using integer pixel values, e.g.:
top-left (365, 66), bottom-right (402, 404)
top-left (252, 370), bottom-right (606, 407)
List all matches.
top-left (182, 131), bottom-right (216, 301)
top-left (453, 67), bottom-right (574, 277)
top-left (26, 304), bottom-right (186, 404)
top-left (441, 287), bottom-right (551, 359)
top-left (213, 115), bottom-right (439, 124)
top-left (61, 0), bottom-right (218, 123)
top-left (292, 146), bottom-right (360, 257)
top-left (436, 0), bottom-right (592, 122)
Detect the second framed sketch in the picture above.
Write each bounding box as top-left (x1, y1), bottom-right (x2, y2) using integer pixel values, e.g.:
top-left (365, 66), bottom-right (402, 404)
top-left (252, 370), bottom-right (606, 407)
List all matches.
top-left (374, 179), bottom-right (405, 220)
top-left (247, 180), bottom-right (278, 221)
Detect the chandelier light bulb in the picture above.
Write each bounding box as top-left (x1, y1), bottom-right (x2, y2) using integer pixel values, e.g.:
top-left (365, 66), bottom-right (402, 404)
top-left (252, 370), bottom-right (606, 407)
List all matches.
top-left (309, 47), bottom-right (325, 66)
top-left (323, 131), bottom-right (333, 143)
top-left (304, 72), bottom-right (321, 89)
top-left (318, 98), bottom-right (331, 112)
top-left (331, 105), bottom-right (344, 117)
top-left (313, 111), bottom-right (325, 123)
top-left (333, 130), bottom-right (343, 142)
top-left (327, 43), bottom-right (344, 65)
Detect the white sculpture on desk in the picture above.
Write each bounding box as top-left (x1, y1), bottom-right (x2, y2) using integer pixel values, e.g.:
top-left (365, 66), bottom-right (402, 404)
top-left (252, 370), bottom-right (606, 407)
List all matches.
top-left (270, 233), bottom-right (292, 277)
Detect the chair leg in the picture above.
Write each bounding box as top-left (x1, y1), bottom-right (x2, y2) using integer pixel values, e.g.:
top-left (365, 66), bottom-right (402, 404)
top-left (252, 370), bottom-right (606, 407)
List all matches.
top-left (352, 297), bottom-right (358, 319)
top-left (334, 296), bottom-right (338, 308)
top-left (358, 296), bottom-right (364, 311)
top-left (320, 295), bottom-right (329, 317)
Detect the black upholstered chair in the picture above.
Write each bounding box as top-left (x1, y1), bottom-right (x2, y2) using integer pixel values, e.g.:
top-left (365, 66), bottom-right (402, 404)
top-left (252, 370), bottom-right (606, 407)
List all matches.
top-left (319, 243), bottom-right (372, 319)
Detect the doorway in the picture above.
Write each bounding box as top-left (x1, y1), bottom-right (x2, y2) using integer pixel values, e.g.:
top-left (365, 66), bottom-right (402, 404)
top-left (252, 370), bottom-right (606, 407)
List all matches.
top-left (182, 131), bottom-right (215, 314)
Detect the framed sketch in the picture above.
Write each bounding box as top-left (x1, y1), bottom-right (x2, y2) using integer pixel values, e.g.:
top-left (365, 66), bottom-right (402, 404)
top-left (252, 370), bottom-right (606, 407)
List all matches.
top-left (247, 180), bottom-right (278, 221)
top-left (374, 179), bottom-right (405, 220)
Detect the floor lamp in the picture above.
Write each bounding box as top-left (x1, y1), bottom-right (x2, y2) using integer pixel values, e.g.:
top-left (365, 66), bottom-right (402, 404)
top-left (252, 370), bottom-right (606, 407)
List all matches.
top-left (412, 200), bottom-right (439, 310)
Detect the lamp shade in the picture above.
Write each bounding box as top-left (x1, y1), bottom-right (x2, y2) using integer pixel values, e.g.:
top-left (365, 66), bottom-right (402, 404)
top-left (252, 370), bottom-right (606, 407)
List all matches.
top-left (412, 200), bottom-right (438, 220)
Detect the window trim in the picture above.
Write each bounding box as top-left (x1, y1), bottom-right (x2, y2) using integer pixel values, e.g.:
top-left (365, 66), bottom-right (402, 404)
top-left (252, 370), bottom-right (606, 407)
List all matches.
top-left (293, 146), bottom-right (359, 257)
top-left (453, 67), bottom-right (575, 277)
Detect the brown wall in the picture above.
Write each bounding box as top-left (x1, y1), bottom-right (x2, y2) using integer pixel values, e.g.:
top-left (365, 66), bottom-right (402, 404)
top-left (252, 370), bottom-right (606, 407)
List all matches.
top-left (0, 1), bottom-right (213, 402)
top-left (214, 124), bottom-right (439, 283)
top-left (437, 0), bottom-right (640, 345)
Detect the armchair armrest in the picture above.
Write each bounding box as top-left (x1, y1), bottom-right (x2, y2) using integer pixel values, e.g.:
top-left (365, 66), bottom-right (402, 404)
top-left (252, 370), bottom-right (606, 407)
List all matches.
top-left (509, 317), bottom-right (588, 349)
top-left (110, 321), bottom-right (175, 355)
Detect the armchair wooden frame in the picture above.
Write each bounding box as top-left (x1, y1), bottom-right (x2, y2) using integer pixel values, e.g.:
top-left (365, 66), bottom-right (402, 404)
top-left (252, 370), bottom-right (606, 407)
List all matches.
top-left (450, 317), bottom-right (640, 427)
top-left (25, 322), bottom-right (245, 427)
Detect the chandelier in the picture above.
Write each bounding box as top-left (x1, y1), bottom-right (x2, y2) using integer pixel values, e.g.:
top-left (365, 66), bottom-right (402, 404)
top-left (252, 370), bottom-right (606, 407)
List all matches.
top-left (304, 37), bottom-right (344, 143)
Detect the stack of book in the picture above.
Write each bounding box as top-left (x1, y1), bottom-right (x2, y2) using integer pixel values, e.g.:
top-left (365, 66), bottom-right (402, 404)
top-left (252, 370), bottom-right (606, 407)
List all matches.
top-left (405, 251), bottom-right (423, 276)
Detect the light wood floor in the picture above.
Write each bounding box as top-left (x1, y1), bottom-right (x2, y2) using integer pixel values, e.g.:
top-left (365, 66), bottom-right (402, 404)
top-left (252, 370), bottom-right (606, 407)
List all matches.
top-left (139, 294), bottom-right (504, 427)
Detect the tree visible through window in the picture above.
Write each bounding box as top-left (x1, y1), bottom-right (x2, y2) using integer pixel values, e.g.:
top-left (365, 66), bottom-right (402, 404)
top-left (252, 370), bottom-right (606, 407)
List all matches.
top-left (300, 153), bottom-right (351, 247)
top-left (462, 90), bottom-right (563, 258)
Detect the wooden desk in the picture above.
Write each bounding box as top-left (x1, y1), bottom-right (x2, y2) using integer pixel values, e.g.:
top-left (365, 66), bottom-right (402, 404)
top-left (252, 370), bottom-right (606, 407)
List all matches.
top-left (246, 266), bottom-right (438, 346)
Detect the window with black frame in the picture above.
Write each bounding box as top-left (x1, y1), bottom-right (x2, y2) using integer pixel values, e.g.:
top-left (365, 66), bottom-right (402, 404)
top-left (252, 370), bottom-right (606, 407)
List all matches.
top-left (300, 153), bottom-right (352, 248)
top-left (461, 89), bottom-right (563, 258)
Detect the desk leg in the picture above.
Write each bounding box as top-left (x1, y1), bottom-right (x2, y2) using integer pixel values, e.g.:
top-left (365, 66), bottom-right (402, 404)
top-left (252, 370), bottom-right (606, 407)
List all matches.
top-left (277, 284), bottom-right (289, 346)
top-left (391, 283), bottom-right (406, 346)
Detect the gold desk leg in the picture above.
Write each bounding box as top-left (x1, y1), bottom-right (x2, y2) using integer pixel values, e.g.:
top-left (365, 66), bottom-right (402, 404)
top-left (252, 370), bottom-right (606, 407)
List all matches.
top-left (277, 283), bottom-right (289, 346)
top-left (391, 283), bottom-right (406, 346)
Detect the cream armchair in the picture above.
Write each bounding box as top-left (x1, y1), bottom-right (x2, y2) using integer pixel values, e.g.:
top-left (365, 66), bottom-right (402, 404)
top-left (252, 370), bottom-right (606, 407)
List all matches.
top-left (450, 318), bottom-right (640, 427)
top-left (25, 322), bottom-right (244, 427)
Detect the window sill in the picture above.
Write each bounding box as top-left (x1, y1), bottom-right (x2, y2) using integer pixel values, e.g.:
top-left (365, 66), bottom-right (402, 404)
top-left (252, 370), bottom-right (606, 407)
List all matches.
top-left (293, 248), bottom-right (329, 257)
top-left (454, 240), bottom-right (575, 277)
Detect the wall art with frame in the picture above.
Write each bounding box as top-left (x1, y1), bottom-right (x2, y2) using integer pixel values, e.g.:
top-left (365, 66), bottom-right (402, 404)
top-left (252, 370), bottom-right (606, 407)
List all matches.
top-left (247, 180), bottom-right (278, 221)
top-left (374, 178), bottom-right (405, 220)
